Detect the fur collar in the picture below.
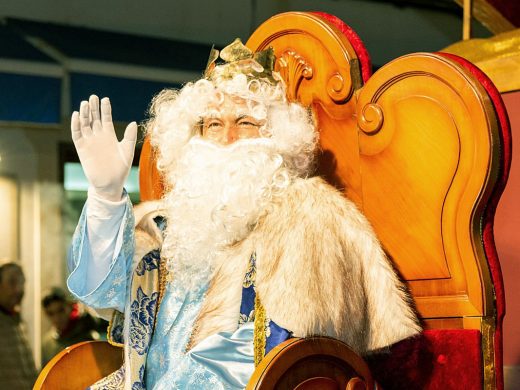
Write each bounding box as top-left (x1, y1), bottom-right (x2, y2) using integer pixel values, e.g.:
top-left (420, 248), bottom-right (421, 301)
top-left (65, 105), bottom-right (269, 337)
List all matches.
top-left (135, 177), bottom-right (421, 354)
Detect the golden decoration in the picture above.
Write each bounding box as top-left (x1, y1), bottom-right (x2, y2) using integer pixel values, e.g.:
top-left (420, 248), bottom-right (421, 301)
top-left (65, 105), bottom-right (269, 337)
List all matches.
top-left (204, 38), bottom-right (278, 84)
top-left (156, 254), bottom-right (169, 322)
top-left (107, 311), bottom-right (124, 348)
top-left (443, 28), bottom-right (520, 93)
top-left (481, 316), bottom-right (496, 390)
top-left (253, 294), bottom-right (267, 367)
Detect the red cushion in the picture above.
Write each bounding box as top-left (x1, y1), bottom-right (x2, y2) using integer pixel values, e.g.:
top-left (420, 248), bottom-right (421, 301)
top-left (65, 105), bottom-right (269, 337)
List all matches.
top-left (367, 330), bottom-right (483, 389)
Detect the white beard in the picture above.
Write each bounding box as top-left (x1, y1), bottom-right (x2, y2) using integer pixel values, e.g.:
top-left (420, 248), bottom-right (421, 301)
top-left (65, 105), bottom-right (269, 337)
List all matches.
top-left (161, 137), bottom-right (287, 290)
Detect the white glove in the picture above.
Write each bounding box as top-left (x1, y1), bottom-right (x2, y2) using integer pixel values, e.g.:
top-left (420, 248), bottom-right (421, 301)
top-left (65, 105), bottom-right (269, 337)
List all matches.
top-left (71, 95), bottom-right (138, 202)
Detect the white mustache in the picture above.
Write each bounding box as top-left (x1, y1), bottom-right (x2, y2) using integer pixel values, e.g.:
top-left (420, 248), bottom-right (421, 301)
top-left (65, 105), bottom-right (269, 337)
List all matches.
top-left (186, 135), bottom-right (276, 152)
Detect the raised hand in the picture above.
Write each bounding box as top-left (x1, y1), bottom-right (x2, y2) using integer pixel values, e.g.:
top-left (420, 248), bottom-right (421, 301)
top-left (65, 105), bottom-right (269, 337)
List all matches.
top-left (71, 95), bottom-right (137, 201)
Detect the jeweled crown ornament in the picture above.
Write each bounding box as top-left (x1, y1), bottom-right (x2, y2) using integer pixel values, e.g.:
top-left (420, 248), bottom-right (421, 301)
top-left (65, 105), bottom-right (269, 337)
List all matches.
top-left (204, 38), bottom-right (279, 84)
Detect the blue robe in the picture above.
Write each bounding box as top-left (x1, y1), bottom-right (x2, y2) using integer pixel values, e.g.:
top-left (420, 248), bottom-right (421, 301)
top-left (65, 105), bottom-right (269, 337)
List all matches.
top-left (67, 198), bottom-right (290, 389)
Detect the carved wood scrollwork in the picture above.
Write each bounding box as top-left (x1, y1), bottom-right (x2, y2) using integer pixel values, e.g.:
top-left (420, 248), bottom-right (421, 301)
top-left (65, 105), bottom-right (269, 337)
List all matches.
top-left (346, 377), bottom-right (369, 390)
top-left (277, 50), bottom-right (313, 101)
top-left (358, 103), bottom-right (384, 135)
top-left (326, 72), bottom-right (353, 104)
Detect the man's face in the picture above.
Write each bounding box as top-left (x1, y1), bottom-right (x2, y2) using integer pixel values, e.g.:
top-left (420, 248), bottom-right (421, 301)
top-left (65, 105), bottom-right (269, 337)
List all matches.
top-left (200, 96), bottom-right (265, 145)
top-left (0, 266), bottom-right (25, 312)
top-left (44, 301), bottom-right (72, 332)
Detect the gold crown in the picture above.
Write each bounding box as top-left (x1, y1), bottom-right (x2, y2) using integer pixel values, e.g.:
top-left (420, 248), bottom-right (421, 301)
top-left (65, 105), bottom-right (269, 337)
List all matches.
top-left (204, 38), bottom-right (278, 84)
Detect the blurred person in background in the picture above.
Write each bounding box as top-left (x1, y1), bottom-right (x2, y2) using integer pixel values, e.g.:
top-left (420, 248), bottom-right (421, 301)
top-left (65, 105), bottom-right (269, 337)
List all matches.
top-left (0, 261), bottom-right (37, 389)
top-left (41, 286), bottom-right (107, 367)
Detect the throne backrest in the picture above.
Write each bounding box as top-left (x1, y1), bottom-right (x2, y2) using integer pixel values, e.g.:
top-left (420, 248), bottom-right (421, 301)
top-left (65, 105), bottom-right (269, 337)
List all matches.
top-left (139, 11), bottom-right (511, 389)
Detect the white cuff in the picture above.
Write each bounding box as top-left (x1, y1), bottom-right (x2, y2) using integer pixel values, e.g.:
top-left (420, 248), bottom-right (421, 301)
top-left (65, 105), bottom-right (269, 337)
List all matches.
top-left (87, 187), bottom-right (127, 220)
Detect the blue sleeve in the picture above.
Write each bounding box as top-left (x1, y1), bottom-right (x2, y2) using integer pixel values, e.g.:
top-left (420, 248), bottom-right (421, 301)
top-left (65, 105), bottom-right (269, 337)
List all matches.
top-left (67, 195), bottom-right (135, 313)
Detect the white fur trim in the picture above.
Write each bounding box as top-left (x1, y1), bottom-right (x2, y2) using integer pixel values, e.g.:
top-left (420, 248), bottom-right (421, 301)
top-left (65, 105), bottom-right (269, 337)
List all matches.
top-left (253, 177), bottom-right (421, 354)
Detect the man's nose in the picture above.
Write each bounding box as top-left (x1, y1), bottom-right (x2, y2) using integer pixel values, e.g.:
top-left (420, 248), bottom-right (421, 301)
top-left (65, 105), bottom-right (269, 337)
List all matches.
top-left (223, 125), bottom-right (239, 145)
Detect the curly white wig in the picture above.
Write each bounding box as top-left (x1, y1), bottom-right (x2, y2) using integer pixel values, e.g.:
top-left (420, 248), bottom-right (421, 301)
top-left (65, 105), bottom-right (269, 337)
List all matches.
top-left (145, 72), bottom-right (318, 187)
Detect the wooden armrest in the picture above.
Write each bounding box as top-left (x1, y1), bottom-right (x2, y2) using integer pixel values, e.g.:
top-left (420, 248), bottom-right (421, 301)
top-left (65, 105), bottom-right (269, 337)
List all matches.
top-left (33, 341), bottom-right (123, 390)
top-left (247, 337), bottom-right (379, 390)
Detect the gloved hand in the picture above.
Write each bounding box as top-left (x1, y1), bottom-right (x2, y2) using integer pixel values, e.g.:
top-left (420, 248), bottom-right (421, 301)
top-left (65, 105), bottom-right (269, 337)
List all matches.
top-left (71, 95), bottom-right (138, 201)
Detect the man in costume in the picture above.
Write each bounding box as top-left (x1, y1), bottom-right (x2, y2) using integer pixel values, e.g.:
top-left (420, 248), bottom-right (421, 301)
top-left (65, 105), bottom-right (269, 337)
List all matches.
top-left (67, 39), bottom-right (420, 389)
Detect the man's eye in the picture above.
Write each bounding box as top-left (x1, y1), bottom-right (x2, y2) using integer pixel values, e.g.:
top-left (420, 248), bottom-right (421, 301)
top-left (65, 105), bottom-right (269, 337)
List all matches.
top-left (238, 120), bottom-right (259, 127)
top-left (206, 121), bottom-right (222, 130)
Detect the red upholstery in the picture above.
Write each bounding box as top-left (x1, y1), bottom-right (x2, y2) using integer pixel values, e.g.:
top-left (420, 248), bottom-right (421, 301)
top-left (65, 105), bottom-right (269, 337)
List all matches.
top-left (368, 330), bottom-right (483, 390)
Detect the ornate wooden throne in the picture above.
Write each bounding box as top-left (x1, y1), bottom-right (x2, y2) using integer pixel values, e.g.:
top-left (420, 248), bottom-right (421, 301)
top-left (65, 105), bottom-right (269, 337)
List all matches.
top-left (35, 11), bottom-right (511, 390)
